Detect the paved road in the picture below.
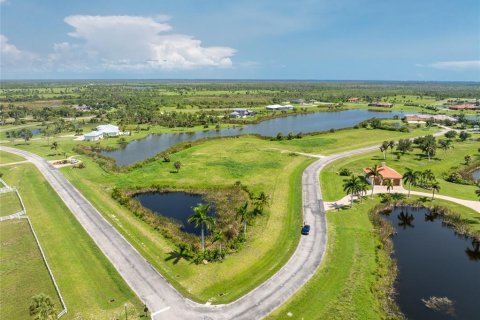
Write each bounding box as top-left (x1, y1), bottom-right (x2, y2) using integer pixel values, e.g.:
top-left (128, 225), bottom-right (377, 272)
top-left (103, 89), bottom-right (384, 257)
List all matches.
top-left (325, 186), bottom-right (480, 213)
top-left (0, 126), bottom-right (455, 319)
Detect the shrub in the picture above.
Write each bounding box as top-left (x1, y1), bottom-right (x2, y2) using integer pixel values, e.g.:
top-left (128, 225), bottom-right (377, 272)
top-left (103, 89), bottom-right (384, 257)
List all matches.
top-left (339, 168), bottom-right (352, 176)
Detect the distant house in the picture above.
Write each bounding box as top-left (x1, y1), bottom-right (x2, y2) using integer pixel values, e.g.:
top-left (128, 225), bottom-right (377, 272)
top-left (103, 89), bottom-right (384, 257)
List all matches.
top-left (308, 99), bottom-right (319, 104)
top-left (291, 99), bottom-right (305, 105)
top-left (448, 103), bottom-right (477, 110)
top-left (347, 97), bottom-right (360, 103)
top-left (364, 162), bottom-right (402, 186)
top-left (84, 131), bottom-right (104, 141)
top-left (404, 114), bottom-right (457, 123)
top-left (368, 102), bottom-right (393, 108)
top-left (96, 124), bottom-right (120, 136)
top-left (473, 125), bottom-right (480, 131)
top-left (73, 104), bottom-right (91, 112)
top-left (230, 111), bottom-right (241, 118)
top-left (265, 104), bottom-right (295, 111)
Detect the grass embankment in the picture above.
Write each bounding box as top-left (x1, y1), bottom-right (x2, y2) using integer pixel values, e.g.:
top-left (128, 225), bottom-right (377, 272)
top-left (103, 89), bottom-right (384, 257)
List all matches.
top-left (0, 219), bottom-right (62, 319)
top-left (61, 137), bottom-right (312, 303)
top-left (268, 198), bottom-right (392, 319)
top-left (0, 150), bottom-right (24, 164)
top-left (269, 195), bottom-right (479, 319)
top-left (0, 191), bottom-right (23, 216)
top-left (321, 138), bottom-right (480, 201)
top-left (1, 163), bottom-right (143, 319)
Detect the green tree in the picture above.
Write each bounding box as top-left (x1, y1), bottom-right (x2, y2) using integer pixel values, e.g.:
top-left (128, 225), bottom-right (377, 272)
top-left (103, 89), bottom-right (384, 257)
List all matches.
top-left (438, 139), bottom-right (452, 157)
top-left (430, 181), bottom-right (441, 199)
top-left (476, 186), bottom-right (480, 199)
top-left (19, 128), bottom-right (33, 143)
top-left (50, 141), bottom-right (59, 152)
top-left (464, 155), bottom-right (472, 165)
top-left (459, 131), bottom-right (471, 141)
top-left (365, 164), bottom-right (383, 198)
top-left (402, 168), bottom-right (418, 198)
top-left (385, 179), bottom-right (394, 193)
top-left (388, 140), bottom-right (396, 154)
top-left (29, 293), bottom-right (57, 320)
top-left (444, 130), bottom-right (457, 139)
top-left (236, 202), bottom-right (252, 239)
top-left (188, 203), bottom-right (214, 251)
top-left (342, 175), bottom-right (362, 207)
top-left (174, 161), bottom-right (182, 173)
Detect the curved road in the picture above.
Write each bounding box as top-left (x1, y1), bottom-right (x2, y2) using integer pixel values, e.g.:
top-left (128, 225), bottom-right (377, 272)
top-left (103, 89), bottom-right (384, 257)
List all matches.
top-left (0, 127), bottom-right (453, 319)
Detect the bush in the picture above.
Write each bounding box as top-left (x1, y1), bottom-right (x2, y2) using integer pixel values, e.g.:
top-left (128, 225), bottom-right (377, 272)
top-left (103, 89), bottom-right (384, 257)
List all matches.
top-left (339, 168), bottom-right (352, 176)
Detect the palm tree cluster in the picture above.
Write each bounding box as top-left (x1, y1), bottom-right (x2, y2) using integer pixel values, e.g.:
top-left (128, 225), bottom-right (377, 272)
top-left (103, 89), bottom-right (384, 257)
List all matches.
top-left (414, 135), bottom-right (437, 161)
top-left (403, 168), bottom-right (441, 199)
top-left (342, 175), bottom-right (369, 207)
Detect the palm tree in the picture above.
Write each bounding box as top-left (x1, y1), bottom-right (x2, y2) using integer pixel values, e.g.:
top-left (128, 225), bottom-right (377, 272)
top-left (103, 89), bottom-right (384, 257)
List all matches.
top-left (430, 181), bottom-right (441, 199)
top-left (403, 168), bottom-right (417, 198)
top-left (385, 179), bottom-right (394, 193)
top-left (29, 293), bottom-right (57, 320)
top-left (188, 203), bottom-right (214, 251)
top-left (365, 165), bottom-right (383, 198)
top-left (438, 139), bottom-right (451, 157)
top-left (51, 141), bottom-right (59, 153)
top-left (253, 191), bottom-right (270, 216)
top-left (212, 229), bottom-right (225, 254)
top-left (476, 186), bottom-right (480, 199)
top-left (343, 175), bottom-right (362, 207)
top-left (423, 170), bottom-right (436, 185)
top-left (379, 145), bottom-right (386, 160)
top-left (236, 202), bottom-right (252, 239)
top-left (388, 140), bottom-right (396, 154)
top-left (174, 161), bottom-right (182, 173)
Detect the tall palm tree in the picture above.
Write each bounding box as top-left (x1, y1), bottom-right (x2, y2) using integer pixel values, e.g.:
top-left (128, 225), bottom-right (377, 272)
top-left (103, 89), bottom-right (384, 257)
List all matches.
top-left (438, 139), bottom-right (451, 157)
top-left (188, 203), bottom-right (215, 251)
top-left (212, 229), bottom-right (225, 254)
top-left (236, 202), bottom-right (251, 239)
top-left (423, 170), bottom-right (436, 185)
top-left (403, 168), bottom-right (417, 198)
top-left (430, 181), bottom-right (441, 199)
top-left (379, 145), bottom-right (386, 160)
top-left (388, 140), bottom-right (396, 154)
top-left (343, 175), bottom-right (362, 207)
top-left (29, 293), bottom-right (57, 320)
top-left (365, 165), bottom-right (383, 198)
top-left (385, 179), bottom-right (394, 193)
top-left (476, 186), bottom-right (480, 199)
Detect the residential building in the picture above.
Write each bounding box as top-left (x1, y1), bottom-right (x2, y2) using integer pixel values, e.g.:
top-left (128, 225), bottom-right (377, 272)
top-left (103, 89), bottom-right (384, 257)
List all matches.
top-left (84, 131), bottom-right (104, 141)
top-left (364, 162), bottom-right (402, 186)
top-left (291, 99), bottom-right (305, 104)
top-left (368, 102), bottom-right (393, 108)
top-left (96, 124), bottom-right (120, 136)
top-left (448, 103), bottom-right (478, 110)
top-left (347, 97), bottom-right (360, 103)
top-left (404, 114), bottom-right (457, 123)
top-left (265, 104), bottom-right (295, 111)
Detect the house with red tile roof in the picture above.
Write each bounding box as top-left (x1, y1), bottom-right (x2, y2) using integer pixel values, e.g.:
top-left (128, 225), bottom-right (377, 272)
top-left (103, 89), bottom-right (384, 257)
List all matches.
top-left (347, 97), bottom-right (360, 103)
top-left (368, 102), bottom-right (393, 108)
top-left (448, 103), bottom-right (478, 110)
top-left (363, 162), bottom-right (402, 186)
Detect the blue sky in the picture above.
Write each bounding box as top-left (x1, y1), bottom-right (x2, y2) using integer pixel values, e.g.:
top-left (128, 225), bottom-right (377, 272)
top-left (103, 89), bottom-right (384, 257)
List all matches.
top-left (1, 0), bottom-right (479, 80)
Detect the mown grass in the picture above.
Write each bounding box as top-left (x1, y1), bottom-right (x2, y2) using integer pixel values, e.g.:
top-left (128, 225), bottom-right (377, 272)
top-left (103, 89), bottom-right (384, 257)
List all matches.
top-left (0, 191), bottom-right (23, 216)
top-left (267, 198), bottom-right (390, 319)
top-left (0, 150), bottom-right (24, 164)
top-left (321, 138), bottom-right (480, 201)
top-left (1, 163), bottom-right (143, 319)
top-left (0, 219), bottom-right (63, 319)
top-left (268, 194), bottom-right (480, 320)
top-left (61, 137), bottom-right (313, 303)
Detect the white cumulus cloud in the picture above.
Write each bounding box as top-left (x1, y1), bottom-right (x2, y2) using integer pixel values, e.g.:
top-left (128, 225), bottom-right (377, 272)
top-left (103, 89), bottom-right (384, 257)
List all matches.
top-left (0, 34), bottom-right (36, 68)
top-left (428, 60), bottom-right (480, 71)
top-left (61, 15), bottom-right (235, 71)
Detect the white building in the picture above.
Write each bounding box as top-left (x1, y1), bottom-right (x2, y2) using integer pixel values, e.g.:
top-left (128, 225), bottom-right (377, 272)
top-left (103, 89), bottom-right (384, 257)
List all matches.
top-left (96, 124), bottom-right (120, 136)
top-left (84, 131), bottom-right (104, 141)
top-left (265, 104), bottom-right (295, 111)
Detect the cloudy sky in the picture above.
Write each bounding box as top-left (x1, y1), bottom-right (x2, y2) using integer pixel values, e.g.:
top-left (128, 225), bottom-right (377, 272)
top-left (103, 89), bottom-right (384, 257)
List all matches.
top-left (1, 0), bottom-right (479, 80)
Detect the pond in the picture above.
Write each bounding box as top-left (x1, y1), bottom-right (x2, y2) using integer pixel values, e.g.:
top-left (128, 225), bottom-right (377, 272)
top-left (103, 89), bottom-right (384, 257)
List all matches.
top-left (471, 168), bottom-right (480, 181)
top-left (134, 192), bottom-right (213, 236)
top-left (101, 109), bottom-right (405, 166)
top-left (31, 128), bottom-right (43, 136)
top-left (382, 207), bottom-right (479, 319)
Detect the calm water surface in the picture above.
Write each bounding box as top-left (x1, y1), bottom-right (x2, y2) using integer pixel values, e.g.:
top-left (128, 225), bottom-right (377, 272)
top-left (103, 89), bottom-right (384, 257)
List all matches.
top-left (135, 192), bottom-right (213, 236)
top-left (471, 169), bottom-right (480, 181)
top-left (102, 109), bottom-right (405, 166)
top-left (383, 207), bottom-right (479, 320)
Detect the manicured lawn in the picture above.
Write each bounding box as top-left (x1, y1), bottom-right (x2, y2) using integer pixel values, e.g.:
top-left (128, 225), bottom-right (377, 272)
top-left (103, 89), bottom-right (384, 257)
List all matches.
top-left (0, 150), bottom-right (24, 164)
top-left (321, 138), bottom-right (479, 201)
top-left (0, 219), bottom-right (62, 319)
top-left (0, 191), bottom-right (23, 217)
top-left (61, 137), bottom-right (313, 303)
top-left (267, 198), bottom-right (390, 319)
top-left (1, 163), bottom-right (143, 319)
top-left (268, 195), bottom-right (480, 320)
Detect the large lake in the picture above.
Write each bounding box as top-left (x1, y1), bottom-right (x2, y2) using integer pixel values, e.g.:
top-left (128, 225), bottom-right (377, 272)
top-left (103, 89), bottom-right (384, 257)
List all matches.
top-left (383, 207), bottom-right (479, 320)
top-left (102, 109), bottom-right (405, 166)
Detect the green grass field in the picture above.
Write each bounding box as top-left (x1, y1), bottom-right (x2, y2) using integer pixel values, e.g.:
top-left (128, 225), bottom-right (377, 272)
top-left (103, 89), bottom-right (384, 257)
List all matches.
top-left (0, 150), bottom-right (25, 164)
top-left (0, 219), bottom-right (63, 319)
top-left (268, 195), bottom-right (480, 319)
top-left (1, 163), bottom-right (143, 319)
top-left (321, 138), bottom-right (480, 201)
top-left (60, 137), bottom-right (312, 303)
top-left (0, 191), bottom-right (23, 216)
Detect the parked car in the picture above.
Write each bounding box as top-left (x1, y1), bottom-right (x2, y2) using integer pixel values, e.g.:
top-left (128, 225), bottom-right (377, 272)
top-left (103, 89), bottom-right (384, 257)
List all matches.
top-left (301, 224), bottom-right (311, 235)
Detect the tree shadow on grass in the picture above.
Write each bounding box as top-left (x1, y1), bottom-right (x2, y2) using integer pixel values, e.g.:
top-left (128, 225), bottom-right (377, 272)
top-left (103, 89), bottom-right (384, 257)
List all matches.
top-left (165, 248), bottom-right (192, 265)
